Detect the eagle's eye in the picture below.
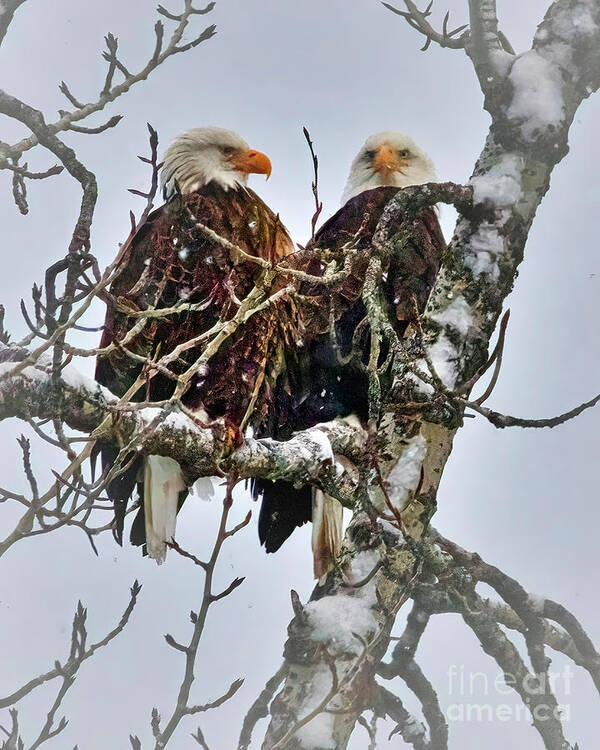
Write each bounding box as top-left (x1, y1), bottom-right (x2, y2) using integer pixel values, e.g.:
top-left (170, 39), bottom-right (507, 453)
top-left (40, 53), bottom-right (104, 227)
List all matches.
top-left (364, 150), bottom-right (377, 160)
top-left (398, 149), bottom-right (410, 158)
top-left (221, 146), bottom-right (236, 156)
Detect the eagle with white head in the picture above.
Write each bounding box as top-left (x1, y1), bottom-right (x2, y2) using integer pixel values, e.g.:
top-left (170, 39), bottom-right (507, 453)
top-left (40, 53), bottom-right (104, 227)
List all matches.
top-left (97, 127), bottom-right (296, 563)
top-left (341, 131), bottom-right (437, 204)
top-left (161, 126), bottom-right (272, 196)
top-left (254, 131), bottom-right (445, 581)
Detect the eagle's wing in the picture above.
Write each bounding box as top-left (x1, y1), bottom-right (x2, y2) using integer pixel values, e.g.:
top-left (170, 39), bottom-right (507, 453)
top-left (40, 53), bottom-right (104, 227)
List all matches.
top-left (97, 187), bottom-right (293, 400)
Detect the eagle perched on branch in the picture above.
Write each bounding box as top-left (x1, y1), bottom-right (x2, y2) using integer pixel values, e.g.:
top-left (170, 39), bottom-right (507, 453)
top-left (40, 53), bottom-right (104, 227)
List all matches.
top-left (96, 127), bottom-right (296, 562)
top-left (253, 132), bottom-right (446, 579)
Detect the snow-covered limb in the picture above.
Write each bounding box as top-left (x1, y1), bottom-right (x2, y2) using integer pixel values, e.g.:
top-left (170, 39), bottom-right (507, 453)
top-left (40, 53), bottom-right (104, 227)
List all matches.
top-left (372, 684), bottom-right (430, 750)
top-left (0, 358), bottom-right (366, 505)
top-left (374, 600), bottom-right (449, 747)
top-left (262, 510), bottom-right (427, 748)
top-left (367, 528), bottom-right (600, 750)
top-left (420, 0), bottom-right (600, 396)
top-left (238, 665), bottom-right (288, 750)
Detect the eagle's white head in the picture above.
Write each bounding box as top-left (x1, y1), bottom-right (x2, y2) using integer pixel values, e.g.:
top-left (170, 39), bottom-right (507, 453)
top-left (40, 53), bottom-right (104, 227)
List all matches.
top-left (161, 126), bottom-right (272, 198)
top-left (341, 131), bottom-right (436, 205)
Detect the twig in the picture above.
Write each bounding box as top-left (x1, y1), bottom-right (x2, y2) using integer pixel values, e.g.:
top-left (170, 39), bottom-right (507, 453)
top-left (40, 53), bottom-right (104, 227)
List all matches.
top-left (0, 581), bottom-right (141, 710)
top-left (357, 713), bottom-right (378, 750)
top-left (191, 725), bottom-right (210, 749)
top-left (65, 115), bottom-right (123, 135)
top-left (167, 539), bottom-right (208, 570)
top-left (187, 678), bottom-right (244, 715)
top-left (4, 3), bottom-right (217, 160)
top-left (1, 160), bottom-right (63, 180)
top-left (461, 390), bottom-right (600, 429)
top-left (150, 479), bottom-right (247, 748)
top-left (16, 436), bottom-right (39, 502)
top-left (302, 126), bottom-right (323, 240)
top-left (457, 308), bottom-right (510, 397)
top-left (157, 2), bottom-right (215, 22)
top-left (382, 0), bottom-right (468, 51)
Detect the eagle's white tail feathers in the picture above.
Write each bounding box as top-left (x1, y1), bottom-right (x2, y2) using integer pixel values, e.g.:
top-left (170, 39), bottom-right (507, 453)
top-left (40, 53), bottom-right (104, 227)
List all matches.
top-left (312, 490), bottom-right (343, 582)
top-left (144, 455), bottom-right (185, 564)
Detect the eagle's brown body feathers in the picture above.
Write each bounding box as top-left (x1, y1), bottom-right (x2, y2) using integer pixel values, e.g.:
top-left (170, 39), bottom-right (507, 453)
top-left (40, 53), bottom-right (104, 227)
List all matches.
top-left (96, 183), bottom-right (296, 548)
top-left (254, 186), bottom-right (446, 561)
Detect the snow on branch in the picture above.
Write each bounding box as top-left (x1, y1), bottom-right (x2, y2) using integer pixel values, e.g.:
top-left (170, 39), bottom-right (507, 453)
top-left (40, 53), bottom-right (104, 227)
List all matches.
top-left (0, 352), bottom-right (366, 509)
top-left (395, 0), bottom-right (600, 405)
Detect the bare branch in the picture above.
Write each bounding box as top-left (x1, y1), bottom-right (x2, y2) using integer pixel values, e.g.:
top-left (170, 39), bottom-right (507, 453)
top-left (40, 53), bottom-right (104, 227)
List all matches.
top-left (0, 581), bottom-right (141, 710)
top-left (167, 539), bottom-right (208, 570)
top-left (462, 390), bottom-right (600, 429)
top-left (4, 3), bottom-right (216, 161)
top-left (64, 115), bottom-right (123, 135)
top-left (382, 1), bottom-right (468, 50)
top-left (149, 483), bottom-right (248, 748)
top-left (191, 726), bottom-right (210, 749)
top-left (58, 80), bottom-right (84, 109)
top-left (457, 308), bottom-right (510, 397)
top-left (157, 2), bottom-right (216, 22)
top-left (186, 678), bottom-right (244, 715)
top-left (1, 161), bottom-right (63, 180)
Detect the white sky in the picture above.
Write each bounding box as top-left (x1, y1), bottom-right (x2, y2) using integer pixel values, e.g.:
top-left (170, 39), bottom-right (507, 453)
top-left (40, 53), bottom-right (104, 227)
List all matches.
top-left (0, 1), bottom-right (599, 748)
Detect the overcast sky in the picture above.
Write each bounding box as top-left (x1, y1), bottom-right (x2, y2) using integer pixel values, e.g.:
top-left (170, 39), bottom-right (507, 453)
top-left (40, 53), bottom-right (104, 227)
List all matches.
top-left (0, 1), bottom-right (599, 748)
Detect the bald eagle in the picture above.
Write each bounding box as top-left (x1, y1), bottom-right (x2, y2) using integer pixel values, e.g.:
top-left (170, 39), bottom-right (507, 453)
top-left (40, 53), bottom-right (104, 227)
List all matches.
top-left (96, 127), bottom-right (296, 562)
top-left (253, 132), bottom-right (446, 579)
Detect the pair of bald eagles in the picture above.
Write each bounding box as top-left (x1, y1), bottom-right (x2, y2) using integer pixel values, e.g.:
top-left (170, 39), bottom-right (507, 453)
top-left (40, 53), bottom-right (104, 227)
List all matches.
top-left (96, 127), bottom-right (445, 578)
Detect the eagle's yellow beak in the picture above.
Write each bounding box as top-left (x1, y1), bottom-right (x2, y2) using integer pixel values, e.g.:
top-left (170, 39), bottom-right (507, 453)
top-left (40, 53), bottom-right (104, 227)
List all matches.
top-left (373, 143), bottom-right (409, 176)
top-left (230, 149), bottom-right (272, 179)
